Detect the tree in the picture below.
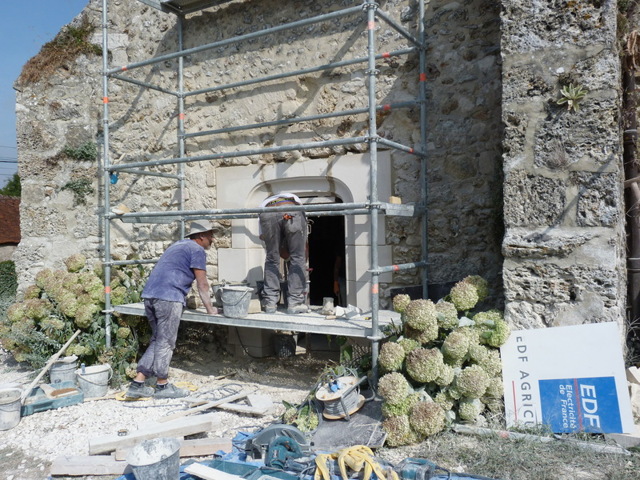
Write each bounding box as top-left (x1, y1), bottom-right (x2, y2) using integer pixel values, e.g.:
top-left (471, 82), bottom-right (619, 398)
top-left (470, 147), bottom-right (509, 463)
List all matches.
top-left (0, 173), bottom-right (21, 197)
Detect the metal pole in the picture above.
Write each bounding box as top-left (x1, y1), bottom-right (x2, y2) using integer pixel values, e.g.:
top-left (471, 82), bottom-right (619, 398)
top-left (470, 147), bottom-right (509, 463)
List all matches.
top-left (419, 0), bottom-right (429, 300)
top-left (108, 201), bottom-right (374, 220)
top-left (106, 5), bottom-right (363, 75)
top-left (364, 0), bottom-right (381, 385)
top-left (107, 136), bottom-right (370, 171)
top-left (101, 0), bottom-right (112, 348)
top-left (177, 16), bottom-right (186, 238)
top-left (186, 101), bottom-right (417, 139)
top-left (185, 48), bottom-right (415, 98)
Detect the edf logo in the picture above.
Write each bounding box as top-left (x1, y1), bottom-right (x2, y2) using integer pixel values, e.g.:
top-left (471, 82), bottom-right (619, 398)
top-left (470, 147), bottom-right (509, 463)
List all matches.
top-left (539, 376), bottom-right (623, 433)
top-left (579, 384), bottom-right (600, 429)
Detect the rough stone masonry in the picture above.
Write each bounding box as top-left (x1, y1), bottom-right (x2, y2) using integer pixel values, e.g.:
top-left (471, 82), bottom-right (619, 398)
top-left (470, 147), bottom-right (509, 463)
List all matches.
top-left (11, 0), bottom-right (627, 337)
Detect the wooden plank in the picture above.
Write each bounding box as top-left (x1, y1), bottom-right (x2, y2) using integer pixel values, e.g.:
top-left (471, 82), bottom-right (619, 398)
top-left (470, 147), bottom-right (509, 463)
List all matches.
top-left (88, 412), bottom-right (217, 455)
top-left (216, 394), bottom-right (272, 416)
top-left (184, 463), bottom-right (245, 480)
top-left (158, 391), bottom-right (248, 423)
top-left (114, 437), bottom-right (232, 461)
top-left (49, 454), bottom-right (130, 476)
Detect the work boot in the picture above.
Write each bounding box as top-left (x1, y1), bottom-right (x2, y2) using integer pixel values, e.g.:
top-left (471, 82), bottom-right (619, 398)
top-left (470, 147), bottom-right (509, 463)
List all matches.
top-left (125, 381), bottom-right (155, 399)
top-left (264, 304), bottom-right (277, 314)
top-left (287, 304), bottom-right (309, 315)
top-left (153, 383), bottom-right (189, 399)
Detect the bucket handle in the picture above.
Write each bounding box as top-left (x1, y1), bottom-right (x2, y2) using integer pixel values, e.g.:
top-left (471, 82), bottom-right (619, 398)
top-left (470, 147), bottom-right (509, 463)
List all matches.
top-left (222, 289), bottom-right (252, 307)
top-left (78, 365), bottom-right (113, 385)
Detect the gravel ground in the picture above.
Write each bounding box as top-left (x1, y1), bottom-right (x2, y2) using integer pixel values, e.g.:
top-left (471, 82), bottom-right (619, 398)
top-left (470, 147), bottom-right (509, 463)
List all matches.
top-left (0, 330), bottom-right (332, 480)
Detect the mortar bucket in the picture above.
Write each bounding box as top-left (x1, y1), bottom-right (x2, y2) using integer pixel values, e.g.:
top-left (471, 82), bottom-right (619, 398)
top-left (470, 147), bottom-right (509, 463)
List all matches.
top-left (50, 359), bottom-right (77, 385)
top-left (220, 286), bottom-right (253, 318)
top-left (0, 388), bottom-right (22, 431)
top-left (127, 437), bottom-right (181, 480)
top-left (76, 364), bottom-right (112, 398)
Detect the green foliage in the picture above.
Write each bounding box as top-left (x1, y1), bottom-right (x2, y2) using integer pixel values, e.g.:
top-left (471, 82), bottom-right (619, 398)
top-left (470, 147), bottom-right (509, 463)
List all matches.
top-left (557, 83), bottom-right (588, 112)
top-left (63, 142), bottom-right (98, 161)
top-left (0, 173), bottom-right (21, 197)
top-left (379, 275), bottom-right (509, 446)
top-left (0, 258), bottom-right (150, 386)
top-left (0, 261), bottom-right (17, 299)
top-left (62, 178), bottom-right (94, 206)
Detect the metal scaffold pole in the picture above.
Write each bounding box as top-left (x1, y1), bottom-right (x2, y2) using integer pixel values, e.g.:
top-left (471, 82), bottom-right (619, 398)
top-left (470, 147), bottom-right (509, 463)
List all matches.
top-left (102, 0), bottom-right (112, 348)
top-left (365, 0), bottom-right (381, 384)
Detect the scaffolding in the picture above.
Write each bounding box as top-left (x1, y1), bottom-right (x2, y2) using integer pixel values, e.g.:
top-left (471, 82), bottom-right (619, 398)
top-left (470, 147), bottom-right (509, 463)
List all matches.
top-left (101, 0), bottom-right (428, 381)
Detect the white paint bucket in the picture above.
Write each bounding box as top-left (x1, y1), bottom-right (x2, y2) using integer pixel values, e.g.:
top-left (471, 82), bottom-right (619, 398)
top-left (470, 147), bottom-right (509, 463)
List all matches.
top-left (76, 364), bottom-right (112, 398)
top-left (0, 388), bottom-right (22, 431)
top-left (127, 437), bottom-right (181, 480)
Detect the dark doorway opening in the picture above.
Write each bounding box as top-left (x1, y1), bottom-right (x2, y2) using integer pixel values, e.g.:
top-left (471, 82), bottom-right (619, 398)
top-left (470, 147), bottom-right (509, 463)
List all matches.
top-left (308, 212), bottom-right (346, 307)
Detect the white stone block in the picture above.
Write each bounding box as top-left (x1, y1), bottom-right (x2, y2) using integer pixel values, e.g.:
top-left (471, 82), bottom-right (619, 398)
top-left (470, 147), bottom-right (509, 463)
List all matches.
top-left (218, 248), bottom-right (265, 285)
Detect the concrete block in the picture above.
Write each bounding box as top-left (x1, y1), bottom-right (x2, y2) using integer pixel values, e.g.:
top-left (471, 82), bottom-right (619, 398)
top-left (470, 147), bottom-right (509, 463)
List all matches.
top-left (228, 327), bottom-right (274, 358)
top-left (604, 423), bottom-right (640, 449)
top-left (219, 248), bottom-right (265, 285)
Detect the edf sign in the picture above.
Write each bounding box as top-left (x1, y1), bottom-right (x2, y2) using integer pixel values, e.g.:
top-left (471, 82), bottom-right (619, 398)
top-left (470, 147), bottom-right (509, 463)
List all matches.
top-left (501, 323), bottom-right (633, 434)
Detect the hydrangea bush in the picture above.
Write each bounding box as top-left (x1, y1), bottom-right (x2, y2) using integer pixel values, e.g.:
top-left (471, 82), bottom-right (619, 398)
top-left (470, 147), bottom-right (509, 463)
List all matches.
top-left (379, 275), bottom-right (511, 446)
top-left (0, 254), bottom-right (150, 385)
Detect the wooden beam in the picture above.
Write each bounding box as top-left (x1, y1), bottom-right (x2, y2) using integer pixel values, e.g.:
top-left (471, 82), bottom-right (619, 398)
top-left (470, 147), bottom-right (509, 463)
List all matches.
top-left (113, 437), bottom-right (232, 461)
top-left (184, 463), bottom-right (245, 480)
top-left (49, 454), bottom-right (130, 476)
top-left (88, 413), bottom-right (217, 455)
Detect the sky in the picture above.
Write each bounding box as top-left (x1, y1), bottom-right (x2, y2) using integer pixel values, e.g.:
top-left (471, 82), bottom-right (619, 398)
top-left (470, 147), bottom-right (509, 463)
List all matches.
top-left (0, 0), bottom-right (89, 188)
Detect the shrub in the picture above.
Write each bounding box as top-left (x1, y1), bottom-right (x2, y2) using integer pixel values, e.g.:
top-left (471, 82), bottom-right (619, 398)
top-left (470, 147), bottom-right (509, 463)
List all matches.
top-left (0, 257), bottom-right (150, 386)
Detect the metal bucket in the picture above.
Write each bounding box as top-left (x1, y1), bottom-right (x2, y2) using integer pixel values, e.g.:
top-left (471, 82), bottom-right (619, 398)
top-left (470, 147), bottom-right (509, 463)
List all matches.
top-left (76, 364), bottom-right (112, 398)
top-left (127, 437), bottom-right (181, 480)
top-left (50, 359), bottom-right (77, 385)
top-left (220, 286), bottom-right (253, 318)
top-left (0, 388), bottom-right (22, 431)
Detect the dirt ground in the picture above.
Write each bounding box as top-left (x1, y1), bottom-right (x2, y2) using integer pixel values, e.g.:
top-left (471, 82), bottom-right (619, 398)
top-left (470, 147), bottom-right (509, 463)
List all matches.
top-left (2, 323), bottom-right (640, 480)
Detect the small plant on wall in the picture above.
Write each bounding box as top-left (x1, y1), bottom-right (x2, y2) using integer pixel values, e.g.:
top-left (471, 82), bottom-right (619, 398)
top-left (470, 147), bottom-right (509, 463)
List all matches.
top-left (63, 142), bottom-right (98, 161)
top-left (62, 177), bottom-right (94, 206)
top-left (557, 83), bottom-right (588, 112)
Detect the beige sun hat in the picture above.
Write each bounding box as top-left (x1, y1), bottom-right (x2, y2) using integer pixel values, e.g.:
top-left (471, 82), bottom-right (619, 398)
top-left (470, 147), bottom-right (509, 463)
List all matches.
top-left (185, 220), bottom-right (216, 238)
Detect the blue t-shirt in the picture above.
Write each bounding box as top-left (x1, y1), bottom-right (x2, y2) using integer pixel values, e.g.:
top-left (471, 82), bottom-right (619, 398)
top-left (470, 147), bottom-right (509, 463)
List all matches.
top-left (142, 239), bottom-right (207, 304)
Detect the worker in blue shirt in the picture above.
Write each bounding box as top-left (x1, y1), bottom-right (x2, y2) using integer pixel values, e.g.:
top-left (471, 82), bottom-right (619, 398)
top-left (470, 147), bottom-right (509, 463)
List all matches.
top-left (126, 220), bottom-right (218, 399)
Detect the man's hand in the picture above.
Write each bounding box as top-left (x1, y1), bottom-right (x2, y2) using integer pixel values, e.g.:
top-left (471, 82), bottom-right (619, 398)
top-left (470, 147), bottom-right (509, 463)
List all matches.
top-left (194, 268), bottom-right (217, 315)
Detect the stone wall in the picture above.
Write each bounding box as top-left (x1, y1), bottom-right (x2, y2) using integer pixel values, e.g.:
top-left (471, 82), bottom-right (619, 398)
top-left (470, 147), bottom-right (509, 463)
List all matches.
top-left (500, 0), bottom-right (626, 331)
top-left (13, 0), bottom-right (506, 310)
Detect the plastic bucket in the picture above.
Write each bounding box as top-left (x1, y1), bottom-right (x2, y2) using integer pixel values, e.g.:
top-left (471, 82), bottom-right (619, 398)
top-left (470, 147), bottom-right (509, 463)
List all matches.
top-left (50, 360), bottom-right (77, 385)
top-left (127, 437), bottom-right (181, 480)
top-left (76, 364), bottom-right (112, 398)
top-left (0, 388), bottom-right (22, 431)
top-left (220, 286), bottom-right (253, 318)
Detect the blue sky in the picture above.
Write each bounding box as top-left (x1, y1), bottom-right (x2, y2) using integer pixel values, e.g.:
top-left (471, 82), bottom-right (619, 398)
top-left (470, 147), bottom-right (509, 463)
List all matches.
top-left (0, 0), bottom-right (89, 188)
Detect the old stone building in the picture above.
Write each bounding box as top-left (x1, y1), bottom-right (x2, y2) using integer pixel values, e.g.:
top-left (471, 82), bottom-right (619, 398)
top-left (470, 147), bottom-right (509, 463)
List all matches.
top-left (11, 0), bottom-right (635, 342)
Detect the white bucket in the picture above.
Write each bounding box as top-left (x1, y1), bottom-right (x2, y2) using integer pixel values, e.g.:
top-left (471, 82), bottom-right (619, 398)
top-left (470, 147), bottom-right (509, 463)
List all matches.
top-left (0, 388), bottom-right (22, 431)
top-left (127, 437), bottom-right (181, 480)
top-left (220, 286), bottom-right (253, 318)
top-left (76, 364), bottom-right (112, 398)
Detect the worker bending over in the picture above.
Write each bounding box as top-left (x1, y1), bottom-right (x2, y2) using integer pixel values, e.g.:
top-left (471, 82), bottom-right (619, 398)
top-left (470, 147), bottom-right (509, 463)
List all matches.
top-left (259, 192), bottom-right (308, 314)
top-left (126, 220), bottom-right (218, 399)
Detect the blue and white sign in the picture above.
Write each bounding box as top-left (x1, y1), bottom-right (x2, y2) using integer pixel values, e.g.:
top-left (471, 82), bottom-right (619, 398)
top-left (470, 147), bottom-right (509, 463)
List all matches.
top-left (501, 322), bottom-right (634, 434)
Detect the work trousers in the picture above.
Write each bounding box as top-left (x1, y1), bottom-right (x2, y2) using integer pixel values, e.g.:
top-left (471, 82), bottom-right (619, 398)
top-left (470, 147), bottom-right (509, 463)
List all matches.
top-left (259, 209), bottom-right (307, 307)
top-left (137, 298), bottom-right (183, 380)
